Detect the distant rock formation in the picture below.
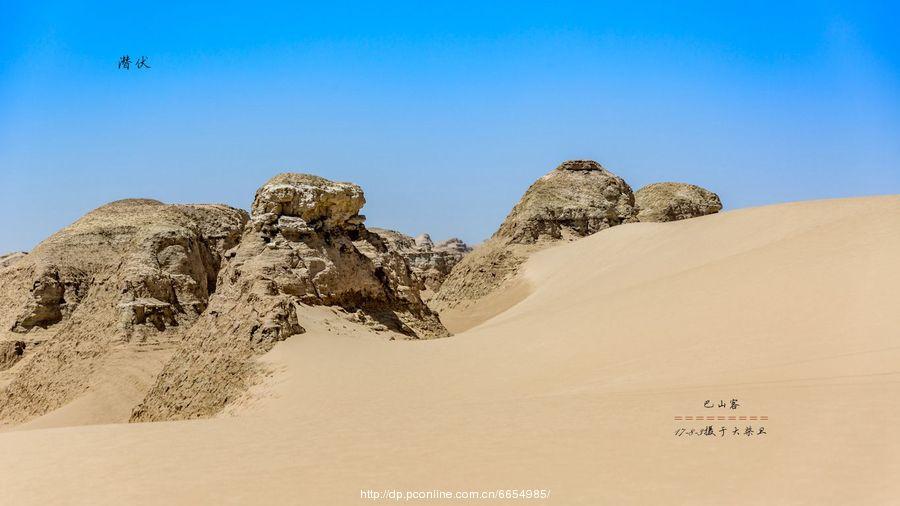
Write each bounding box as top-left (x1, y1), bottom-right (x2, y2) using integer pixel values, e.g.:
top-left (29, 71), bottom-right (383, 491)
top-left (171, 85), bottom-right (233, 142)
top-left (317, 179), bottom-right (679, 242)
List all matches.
top-left (433, 160), bottom-right (637, 311)
top-left (635, 182), bottom-right (722, 222)
top-left (131, 173), bottom-right (446, 422)
top-left (494, 160), bottom-right (637, 243)
top-left (368, 229), bottom-right (472, 292)
top-left (0, 199), bottom-right (248, 422)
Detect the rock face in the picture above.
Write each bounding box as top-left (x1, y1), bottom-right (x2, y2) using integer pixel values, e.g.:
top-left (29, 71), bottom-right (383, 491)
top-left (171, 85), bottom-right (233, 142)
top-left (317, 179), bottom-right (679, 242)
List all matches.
top-left (0, 340), bottom-right (26, 372)
top-left (0, 252), bottom-right (26, 269)
top-left (0, 199), bottom-right (248, 422)
top-left (250, 173), bottom-right (366, 230)
top-left (368, 229), bottom-right (472, 292)
top-left (494, 160), bottom-right (637, 243)
top-left (635, 182), bottom-right (723, 222)
top-left (131, 173), bottom-right (446, 421)
top-left (0, 174), bottom-right (448, 425)
top-left (434, 160), bottom-right (637, 310)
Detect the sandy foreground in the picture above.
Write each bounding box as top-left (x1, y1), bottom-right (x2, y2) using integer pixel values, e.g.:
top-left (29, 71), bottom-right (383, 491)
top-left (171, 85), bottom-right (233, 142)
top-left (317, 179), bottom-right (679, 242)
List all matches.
top-left (1, 196), bottom-right (899, 505)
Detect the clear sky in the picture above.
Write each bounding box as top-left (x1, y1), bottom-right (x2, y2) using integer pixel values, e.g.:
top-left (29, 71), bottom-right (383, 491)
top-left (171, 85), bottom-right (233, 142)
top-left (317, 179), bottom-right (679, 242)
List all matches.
top-left (1, 1), bottom-right (899, 252)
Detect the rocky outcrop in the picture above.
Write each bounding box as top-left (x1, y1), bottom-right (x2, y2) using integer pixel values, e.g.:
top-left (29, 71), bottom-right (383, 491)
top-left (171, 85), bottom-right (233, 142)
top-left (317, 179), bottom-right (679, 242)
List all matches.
top-left (368, 229), bottom-right (472, 292)
top-left (494, 160), bottom-right (637, 243)
top-left (0, 252), bottom-right (26, 269)
top-left (131, 173), bottom-right (446, 422)
top-left (635, 182), bottom-right (722, 222)
top-left (434, 160), bottom-right (637, 310)
top-left (0, 340), bottom-right (26, 372)
top-left (0, 199), bottom-right (248, 423)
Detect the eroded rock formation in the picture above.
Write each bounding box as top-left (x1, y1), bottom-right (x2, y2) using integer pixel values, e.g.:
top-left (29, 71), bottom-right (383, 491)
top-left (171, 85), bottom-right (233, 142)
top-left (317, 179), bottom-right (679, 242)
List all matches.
top-left (634, 182), bottom-right (723, 222)
top-left (494, 160), bottom-right (637, 243)
top-left (131, 173), bottom-right (446, 421)
top-left (368, 229), bottom-right (472, 292)
top-left (0, 340), bottom-right (26, 372)
top-left (0, 199), bottom-right (248, 422)
top-left (0, 252), bottom-right (26, 270)
top-left (434, 160), bottom-right (637, 310)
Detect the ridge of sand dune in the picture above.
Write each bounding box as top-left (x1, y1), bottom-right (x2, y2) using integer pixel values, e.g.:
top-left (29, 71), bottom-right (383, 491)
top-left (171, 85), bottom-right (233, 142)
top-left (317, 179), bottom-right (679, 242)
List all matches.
top-left (1, 195), bottom-right (899, 505)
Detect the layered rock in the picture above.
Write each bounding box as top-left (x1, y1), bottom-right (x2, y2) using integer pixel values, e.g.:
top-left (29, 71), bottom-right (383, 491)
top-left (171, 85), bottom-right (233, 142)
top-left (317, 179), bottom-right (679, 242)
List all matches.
top-left (368, 229), bottom-right (472, 292)
top-left (131, 173), bottom-right (446, 421)
top-left (0, 340), bottom-right (26, 372)
top-left (0, 199), bottom-right (248, 422)
top-left (0, 252), bottom-right (26, 269)
top-left (635, 182), bottom-right (723, 222)
top-left (434, 160), bottom-right (637, 311)
top-left (494, 160), bottom-right (637, 243)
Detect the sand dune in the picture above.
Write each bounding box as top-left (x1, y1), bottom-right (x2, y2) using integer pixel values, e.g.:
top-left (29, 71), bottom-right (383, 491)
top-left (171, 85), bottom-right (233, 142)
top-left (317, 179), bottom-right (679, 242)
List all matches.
top-left (1, 196), bottom-right (899, 505)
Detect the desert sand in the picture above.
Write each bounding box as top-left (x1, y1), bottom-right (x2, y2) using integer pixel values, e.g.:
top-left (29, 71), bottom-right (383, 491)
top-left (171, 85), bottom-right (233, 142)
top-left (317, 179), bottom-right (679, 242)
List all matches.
top-left (1, 195), bottom-right (899, 504)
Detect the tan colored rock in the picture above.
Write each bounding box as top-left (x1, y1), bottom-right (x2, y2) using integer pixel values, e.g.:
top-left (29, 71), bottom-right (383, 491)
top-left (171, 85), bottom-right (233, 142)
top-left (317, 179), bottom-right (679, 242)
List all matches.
top-left (434, 160), bottom-right (636, 310)
top-left (494, 160), bottom-right (636, 244)
top-left (0, 340), bottom-right (26, 372)
top-left (131, 173), bottom-right (446, 422)
top-left (368, 229), bottom-right (471, 292)
top-left (635, 182), bottom-right (723, 222)
top-left (251, 173), bottom-right (365, 230)
top-left (0, 199), bottom-right (248, 423)
top-left (0, 252), bottom-right (26, 269)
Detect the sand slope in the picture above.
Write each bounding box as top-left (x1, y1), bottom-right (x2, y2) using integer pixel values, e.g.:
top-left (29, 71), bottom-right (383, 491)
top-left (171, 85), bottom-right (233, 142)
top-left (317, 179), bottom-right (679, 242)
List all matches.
top-left (1, 196), bottom-right (899, 505)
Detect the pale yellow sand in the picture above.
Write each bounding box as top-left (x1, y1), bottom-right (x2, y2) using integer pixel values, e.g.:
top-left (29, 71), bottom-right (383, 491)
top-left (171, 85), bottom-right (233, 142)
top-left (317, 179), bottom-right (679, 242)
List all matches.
top-left (1, 196), bottom-right (899, 505)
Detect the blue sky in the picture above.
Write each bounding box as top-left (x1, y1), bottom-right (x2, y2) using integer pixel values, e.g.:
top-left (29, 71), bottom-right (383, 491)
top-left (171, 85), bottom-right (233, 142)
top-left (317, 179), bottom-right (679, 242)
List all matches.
top-left (1, 1), bottom-right (898, 252)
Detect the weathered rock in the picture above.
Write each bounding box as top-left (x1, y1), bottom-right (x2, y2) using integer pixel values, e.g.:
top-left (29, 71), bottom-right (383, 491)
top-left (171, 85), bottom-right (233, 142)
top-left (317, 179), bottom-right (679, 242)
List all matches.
top-left (12, 268), bottom-right (65, 331)
top-left (0, 199), bottom-right (248, 423)
top-left (414, 234), bottom-right (434, 251)
top-left (251, 173), bottom-right (365, 230)
top-left (494, 160), bottom-right (636, 243)
top-left (434, 238), bottom-right (470, 254)
top-left (368, 228), bottom-right (471, 292)
top-left (0, 252), bottom-right (26, 269)
top-left (131, 173), bottom-right (447, 422)
top-left (0, 340), bottom-right (26, 372)
top-left (635, 182), bottom-right (723, 222)
top-left (434, 160), bottom-right (636, 310)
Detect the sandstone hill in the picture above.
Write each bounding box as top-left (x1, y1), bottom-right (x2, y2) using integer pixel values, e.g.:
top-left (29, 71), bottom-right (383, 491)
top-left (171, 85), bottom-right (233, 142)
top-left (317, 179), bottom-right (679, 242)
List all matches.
top-left (634, 182), bottom-right (723, 222)
top-left (494, 160), bottom-right (637, 243)
top-left (432, 160), bottom-right (638, 320)
top-left (368, 228), bottom-right (471, 293)
top-left (0, 174), bottom-right (447, 425)
top-left (432, 160), bottom-right (722, 328)
top-left (0, 199), bottom-right (248, 422)
top-left (131, 173), bottom-right (446, 421)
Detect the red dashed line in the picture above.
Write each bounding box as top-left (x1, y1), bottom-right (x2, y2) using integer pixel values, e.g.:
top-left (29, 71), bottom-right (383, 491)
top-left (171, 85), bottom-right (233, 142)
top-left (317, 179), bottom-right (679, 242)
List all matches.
top-left (674, 415), bottom-right (769, 421)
